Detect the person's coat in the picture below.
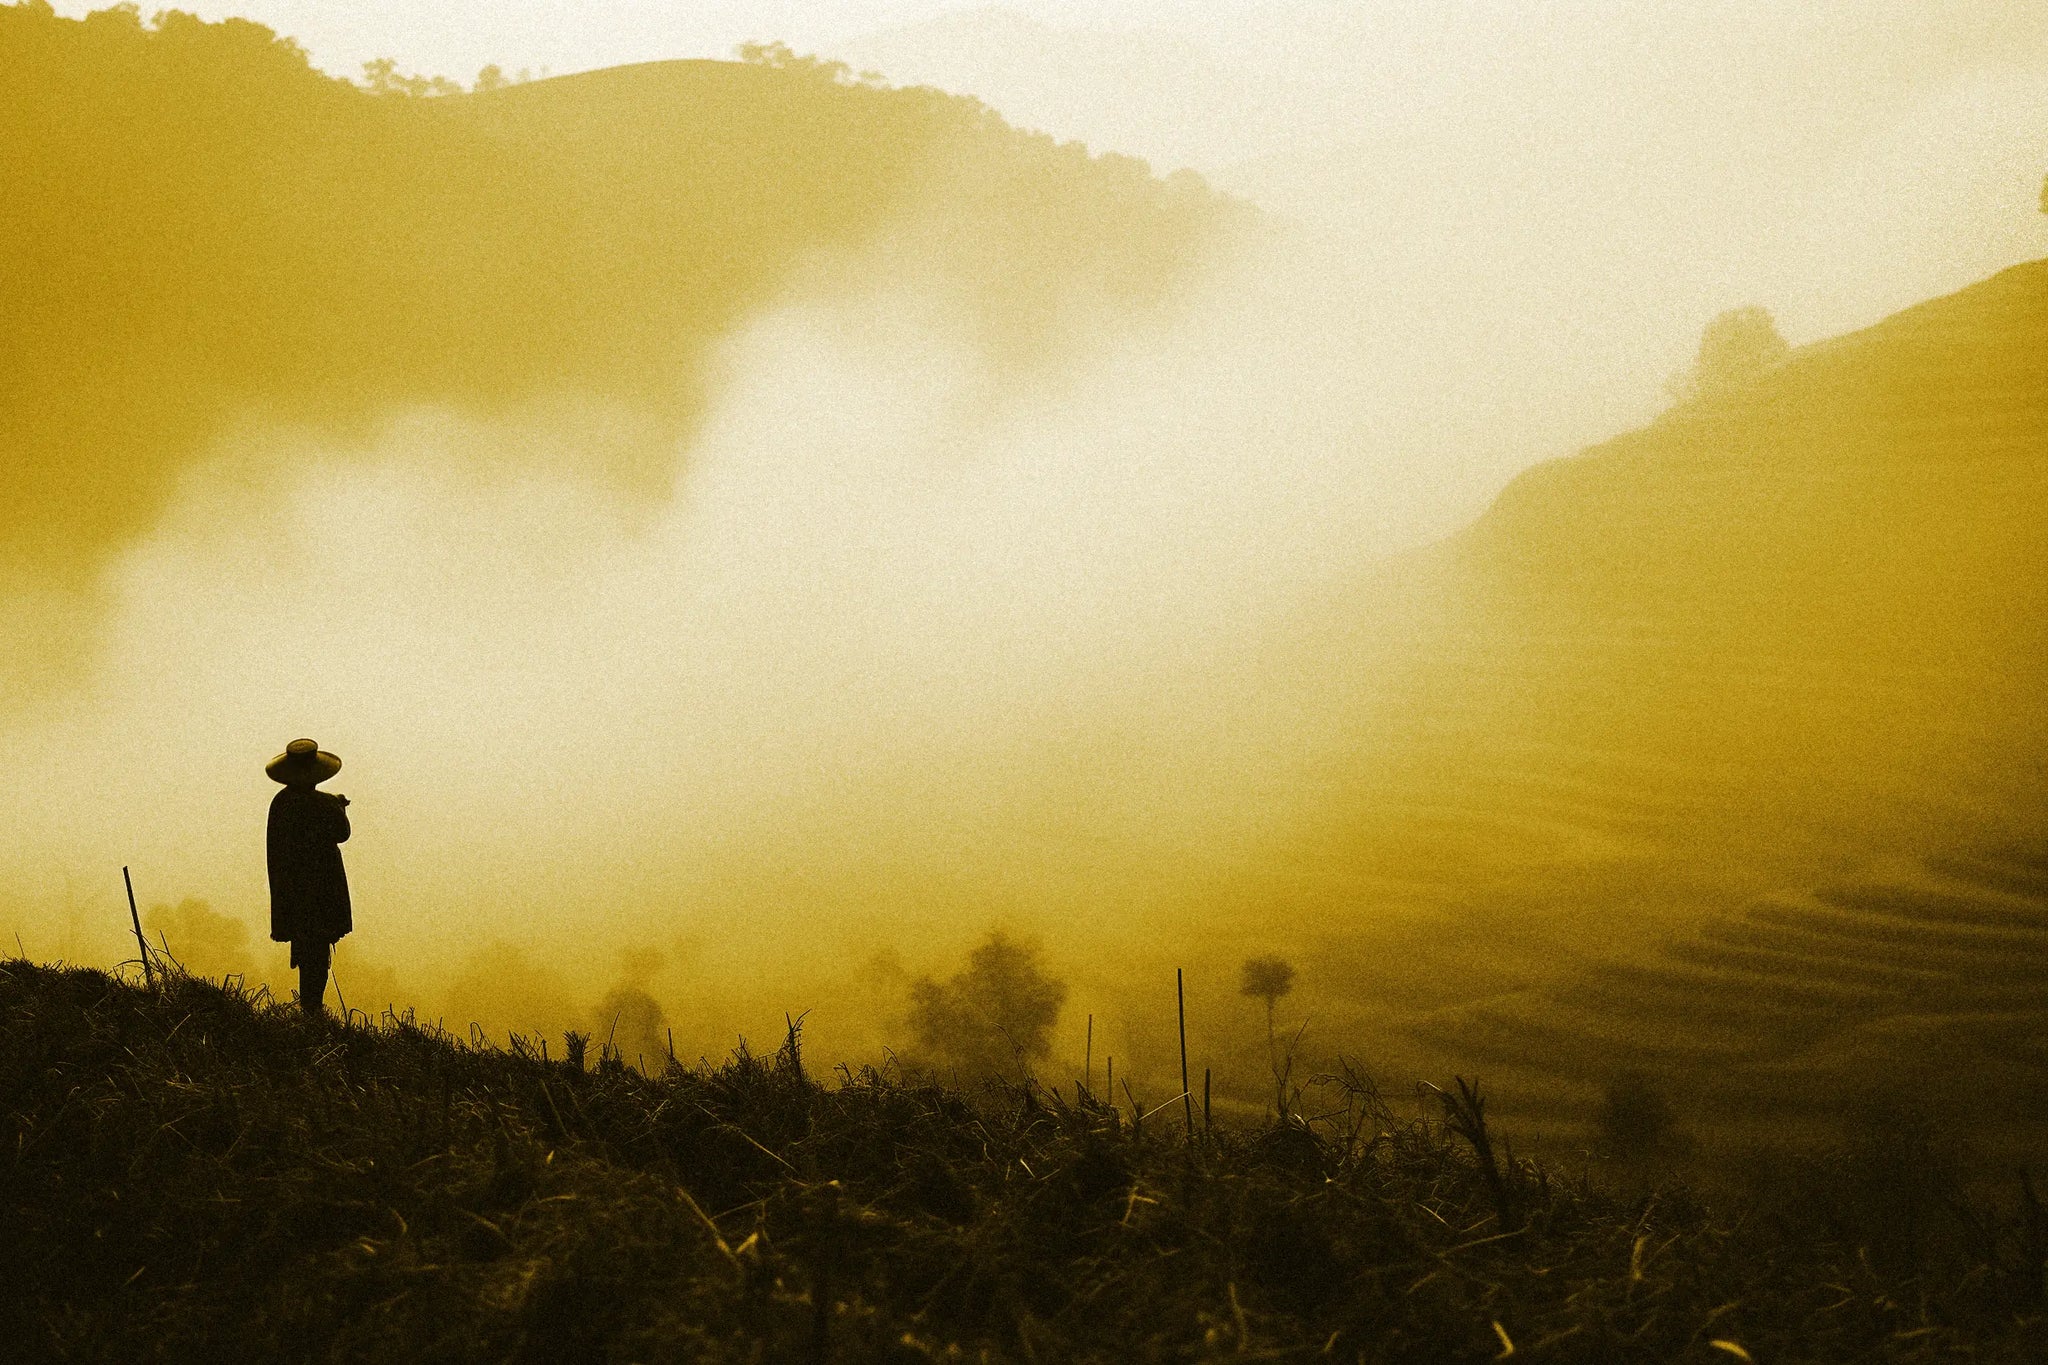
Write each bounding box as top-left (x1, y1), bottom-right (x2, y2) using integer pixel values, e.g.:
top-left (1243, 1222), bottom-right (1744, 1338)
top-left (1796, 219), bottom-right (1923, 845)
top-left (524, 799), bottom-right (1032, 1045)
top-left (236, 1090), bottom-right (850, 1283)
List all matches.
top-left (268, 787), bottom-right (351, 944)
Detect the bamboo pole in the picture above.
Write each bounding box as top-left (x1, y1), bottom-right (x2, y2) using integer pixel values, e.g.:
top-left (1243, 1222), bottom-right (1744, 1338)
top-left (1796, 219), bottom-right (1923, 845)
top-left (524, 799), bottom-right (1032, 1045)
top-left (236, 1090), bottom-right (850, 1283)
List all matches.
top-left (122, 866), bottom-right (152, 988)
top-left (1177, 968), bottom-right (1194, 1141)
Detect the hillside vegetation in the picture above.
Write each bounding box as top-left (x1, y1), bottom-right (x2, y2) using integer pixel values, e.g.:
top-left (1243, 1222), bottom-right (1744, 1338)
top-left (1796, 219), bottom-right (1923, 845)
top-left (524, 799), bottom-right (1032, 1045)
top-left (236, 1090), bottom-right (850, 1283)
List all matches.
top-left (7, 958), bottom-right (2048, 1362)
top-left (1220, 258), bottom-right (2048, 1163)
top-left (0, 3), bottom-right (1229, 587)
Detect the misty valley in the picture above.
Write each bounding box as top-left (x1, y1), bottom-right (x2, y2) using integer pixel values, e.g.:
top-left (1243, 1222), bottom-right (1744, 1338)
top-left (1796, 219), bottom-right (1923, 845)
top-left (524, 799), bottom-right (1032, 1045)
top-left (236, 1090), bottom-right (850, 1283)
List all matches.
top-left (4, 4), bottom-right (2048, 1361)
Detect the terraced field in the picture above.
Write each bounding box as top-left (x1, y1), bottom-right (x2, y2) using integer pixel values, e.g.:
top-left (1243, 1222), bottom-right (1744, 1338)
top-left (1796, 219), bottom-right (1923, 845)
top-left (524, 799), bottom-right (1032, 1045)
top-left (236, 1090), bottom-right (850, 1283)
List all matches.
top-left (1401, 841), bottom-right (2048, 1156)
top-left (1183, 258), bottom-right (2048, 1161)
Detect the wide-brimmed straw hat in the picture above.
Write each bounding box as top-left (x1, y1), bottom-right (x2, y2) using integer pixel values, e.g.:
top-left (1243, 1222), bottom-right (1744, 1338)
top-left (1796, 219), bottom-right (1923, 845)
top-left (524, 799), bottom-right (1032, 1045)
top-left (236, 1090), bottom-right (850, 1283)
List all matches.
top-left (266, 737), bottom-right (341, 785)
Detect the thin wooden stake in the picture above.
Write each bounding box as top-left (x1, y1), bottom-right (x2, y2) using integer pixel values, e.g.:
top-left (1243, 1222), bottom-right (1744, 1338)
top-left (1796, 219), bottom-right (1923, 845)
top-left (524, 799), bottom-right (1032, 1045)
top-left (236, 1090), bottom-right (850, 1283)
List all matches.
top-left (122, 866), bottom-right (152, 988)
top-left (331, 952), bottom-right (349, 1022)
top-left (1204, 1067), bottom-right (1212, 1135)
top-left (1085, 1013), bottom-right (1093, 1095)
top-left (1178, 968), bottom-right (1194, 1140)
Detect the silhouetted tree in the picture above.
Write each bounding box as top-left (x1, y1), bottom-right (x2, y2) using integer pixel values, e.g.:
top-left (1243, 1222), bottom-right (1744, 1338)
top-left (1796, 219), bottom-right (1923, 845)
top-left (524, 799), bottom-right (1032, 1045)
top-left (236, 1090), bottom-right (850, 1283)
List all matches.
top-left (906, 930), bottom-right (1067, 1082)
top-left (1240, 954), bottom-right (1296, 1104)
top-left (1667, 305), bottom-right (1790, 405)
top-left (735, 40), bottom-right (854, 85)
top-left (360, 56), bottom-right (461, 97)
top-left (474, 63), bottom-right (507, 93)
top-left (1240, 955), bottom-right (1294, 1036)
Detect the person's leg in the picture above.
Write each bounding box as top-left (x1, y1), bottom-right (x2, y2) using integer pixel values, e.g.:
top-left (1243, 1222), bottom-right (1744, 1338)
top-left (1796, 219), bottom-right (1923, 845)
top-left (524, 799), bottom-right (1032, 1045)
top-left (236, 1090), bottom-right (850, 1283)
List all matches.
top-left (298, 939), bottom-right (331, 1015)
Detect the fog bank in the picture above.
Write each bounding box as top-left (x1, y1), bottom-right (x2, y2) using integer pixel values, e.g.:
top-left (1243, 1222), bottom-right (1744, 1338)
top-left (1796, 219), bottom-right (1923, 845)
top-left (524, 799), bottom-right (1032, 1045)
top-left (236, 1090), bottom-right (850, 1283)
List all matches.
top-left (0, 227), bottom-right (1457, 1058)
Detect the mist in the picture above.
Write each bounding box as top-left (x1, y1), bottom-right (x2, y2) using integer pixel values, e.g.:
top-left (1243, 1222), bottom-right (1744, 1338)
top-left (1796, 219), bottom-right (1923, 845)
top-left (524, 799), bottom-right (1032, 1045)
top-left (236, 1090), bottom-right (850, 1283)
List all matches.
top-left (833, 0), bottom-right (2048, 471)
top-left (0, 223), bottom-right (1464, 1063)
top-left (7, 1), bottom-right (2046, 1106)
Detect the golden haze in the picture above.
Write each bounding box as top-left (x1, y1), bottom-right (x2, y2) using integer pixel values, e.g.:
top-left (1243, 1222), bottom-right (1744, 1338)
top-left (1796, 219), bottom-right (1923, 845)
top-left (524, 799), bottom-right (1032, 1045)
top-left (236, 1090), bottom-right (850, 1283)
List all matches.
top-left (4, 6), bottom-right (2047, 1143)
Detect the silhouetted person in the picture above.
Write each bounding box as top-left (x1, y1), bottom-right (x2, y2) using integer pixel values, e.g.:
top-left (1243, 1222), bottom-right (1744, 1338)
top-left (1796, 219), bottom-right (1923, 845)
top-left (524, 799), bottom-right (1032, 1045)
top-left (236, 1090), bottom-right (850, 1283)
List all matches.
top-left (266, 739), bottom-right (351, 1016)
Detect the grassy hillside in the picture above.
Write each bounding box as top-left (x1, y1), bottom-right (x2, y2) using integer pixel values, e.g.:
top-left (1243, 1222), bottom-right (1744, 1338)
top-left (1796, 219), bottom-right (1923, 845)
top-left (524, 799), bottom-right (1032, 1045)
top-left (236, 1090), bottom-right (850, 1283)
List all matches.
top-left (1407, 840), bottom-right (2048, 1153)
top-left (0, 4), bottom-right (1229, 589)
top-left (1407, 262), bottom-right (2048, 1156)
top-left (1194, 258), bottom-right (2048, 1158)
top-left (7, 958), bottom-right (2048, 1362)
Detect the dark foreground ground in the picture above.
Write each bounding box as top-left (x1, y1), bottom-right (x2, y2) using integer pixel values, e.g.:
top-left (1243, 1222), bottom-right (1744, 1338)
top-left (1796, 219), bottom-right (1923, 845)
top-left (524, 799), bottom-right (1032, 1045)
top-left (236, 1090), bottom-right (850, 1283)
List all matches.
top-left (4, 961), bottom-right (2045, 1363)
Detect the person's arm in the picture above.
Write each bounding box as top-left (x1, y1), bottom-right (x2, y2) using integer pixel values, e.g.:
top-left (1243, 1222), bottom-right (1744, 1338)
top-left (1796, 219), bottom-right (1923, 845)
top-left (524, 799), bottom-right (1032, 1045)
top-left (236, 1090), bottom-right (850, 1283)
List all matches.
top-left (326, 791), bottom-right (352, 843)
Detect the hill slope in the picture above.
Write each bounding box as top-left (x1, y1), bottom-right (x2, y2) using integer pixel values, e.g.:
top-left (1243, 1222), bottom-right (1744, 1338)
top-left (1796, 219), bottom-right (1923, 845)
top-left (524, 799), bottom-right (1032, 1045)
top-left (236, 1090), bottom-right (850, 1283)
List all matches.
top-left (5, 959), bottom-right (2047, 1362)
top-left (1209, 259), bottom-right (2048, 1152)
top-left (0, 6), bottom-right (1228, 592)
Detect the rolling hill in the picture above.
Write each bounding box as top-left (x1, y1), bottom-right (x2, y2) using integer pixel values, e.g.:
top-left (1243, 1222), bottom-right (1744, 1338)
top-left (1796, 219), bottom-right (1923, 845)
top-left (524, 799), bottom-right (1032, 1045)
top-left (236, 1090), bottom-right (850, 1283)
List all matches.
top-left (1234, 257), bottom-right (2048, 1158)
top-left (0, 4), bottom-right (1230, 597)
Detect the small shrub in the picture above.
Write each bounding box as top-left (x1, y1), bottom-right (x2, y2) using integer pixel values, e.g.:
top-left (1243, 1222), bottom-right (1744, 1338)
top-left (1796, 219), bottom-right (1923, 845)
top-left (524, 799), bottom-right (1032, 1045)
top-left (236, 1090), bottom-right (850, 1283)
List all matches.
top-left (1595, 1069), bottom-right (1680, 1158)
top-left (142, 897), bottom-right (254, 981)
top-left (593, 983), bottom-right (668, 1073)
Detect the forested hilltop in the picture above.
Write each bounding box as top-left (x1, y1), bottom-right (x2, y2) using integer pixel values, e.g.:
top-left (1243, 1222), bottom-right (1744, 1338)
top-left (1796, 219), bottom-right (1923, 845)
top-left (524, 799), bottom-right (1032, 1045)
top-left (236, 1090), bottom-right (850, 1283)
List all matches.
top-left (0, 2), bottom-right (1230, 587)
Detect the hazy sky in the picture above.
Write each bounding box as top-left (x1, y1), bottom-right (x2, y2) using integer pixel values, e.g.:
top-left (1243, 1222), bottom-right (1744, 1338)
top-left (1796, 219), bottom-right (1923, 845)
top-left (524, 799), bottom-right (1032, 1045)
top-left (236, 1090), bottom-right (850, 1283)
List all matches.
top-left (56, 1), bottom-right (1161, 81)
top-left (49, 5), bottom-right (2048, 134)
top-left (55, 2), bottom-right (2048, 372)
top-left (47, 3), bottom-right (2048, 162)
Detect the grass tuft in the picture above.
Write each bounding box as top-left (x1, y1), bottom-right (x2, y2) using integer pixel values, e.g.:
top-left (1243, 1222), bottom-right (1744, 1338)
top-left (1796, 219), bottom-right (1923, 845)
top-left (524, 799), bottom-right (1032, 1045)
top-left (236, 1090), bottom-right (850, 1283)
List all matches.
top-left (3, 959), bottom-right (2045, 1362)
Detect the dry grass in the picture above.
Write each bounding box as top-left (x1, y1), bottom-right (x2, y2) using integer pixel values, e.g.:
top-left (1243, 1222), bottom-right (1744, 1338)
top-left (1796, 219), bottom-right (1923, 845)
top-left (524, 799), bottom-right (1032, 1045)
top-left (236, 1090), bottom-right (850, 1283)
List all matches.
top-left (3, 957), bottom-right (2045, 1362)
